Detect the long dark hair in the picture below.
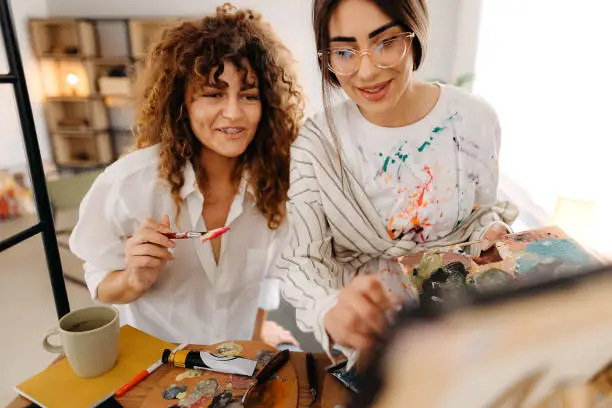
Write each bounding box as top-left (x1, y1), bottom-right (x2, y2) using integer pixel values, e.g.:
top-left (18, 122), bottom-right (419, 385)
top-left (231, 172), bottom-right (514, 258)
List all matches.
top-left (312, 0), bottom-right (430, 151)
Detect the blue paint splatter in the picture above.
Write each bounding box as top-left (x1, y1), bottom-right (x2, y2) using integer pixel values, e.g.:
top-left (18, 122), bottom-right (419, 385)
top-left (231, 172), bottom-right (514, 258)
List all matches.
top-left (515, 239), bottom-right (598, 275)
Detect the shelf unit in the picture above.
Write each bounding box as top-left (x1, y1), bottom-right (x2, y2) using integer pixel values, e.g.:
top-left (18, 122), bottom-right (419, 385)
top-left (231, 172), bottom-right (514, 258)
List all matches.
top-left (29, 17), bottom-right (180, 171)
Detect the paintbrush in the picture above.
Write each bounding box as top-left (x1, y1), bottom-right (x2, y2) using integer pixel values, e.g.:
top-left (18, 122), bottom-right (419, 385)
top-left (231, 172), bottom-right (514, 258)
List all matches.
top-left (241, 349), bottom-right (290, 404)
top-left (120, 227), bottom-right (230, 242)
top-left (306, 352), bottom-right (318, 405)
top-left (436, 240), bottom-right (483, 251)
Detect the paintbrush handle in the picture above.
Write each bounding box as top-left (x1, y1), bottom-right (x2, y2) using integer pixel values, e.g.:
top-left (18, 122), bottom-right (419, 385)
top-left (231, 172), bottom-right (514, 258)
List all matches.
top-left (423, 240), bottom-right (483, 252)
top-left (121, 227), bottom-right (229, 241)
top-left (257, 349), bottom-right (290, 384)
top-left (120, 232), bottom-right (203, 240)
top-left (241, 350), bottom-right (291, 404)
top-left (306, 352), bottom-right (318, 403)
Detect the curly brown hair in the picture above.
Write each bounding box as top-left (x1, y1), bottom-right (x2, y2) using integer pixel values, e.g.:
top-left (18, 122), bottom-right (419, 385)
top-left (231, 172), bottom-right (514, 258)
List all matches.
top-left (135, 4), bottom-right (303, 229)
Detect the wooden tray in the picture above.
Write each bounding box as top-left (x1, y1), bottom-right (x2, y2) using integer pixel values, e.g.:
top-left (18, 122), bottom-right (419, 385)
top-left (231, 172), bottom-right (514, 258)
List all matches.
top-left (141, 341), bottom-right (298, 408)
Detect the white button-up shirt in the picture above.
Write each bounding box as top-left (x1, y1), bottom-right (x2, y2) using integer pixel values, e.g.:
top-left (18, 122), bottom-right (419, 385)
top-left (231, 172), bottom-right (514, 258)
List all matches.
top-left (69, 145), bottom-right (287, 344)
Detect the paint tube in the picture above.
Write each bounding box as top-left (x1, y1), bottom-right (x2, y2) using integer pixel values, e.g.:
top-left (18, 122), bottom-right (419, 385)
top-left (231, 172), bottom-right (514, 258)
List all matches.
top-left (161, 349), bottom-right (257, 377)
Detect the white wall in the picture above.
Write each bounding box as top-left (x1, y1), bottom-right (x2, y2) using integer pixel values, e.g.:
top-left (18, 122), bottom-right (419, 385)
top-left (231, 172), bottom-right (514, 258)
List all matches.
top-left (418, 0), bottom-right (461, 82)
top-left (46, 0), bottom-right (469, 115)
top-left (0, 0), bottom-right (50, 171)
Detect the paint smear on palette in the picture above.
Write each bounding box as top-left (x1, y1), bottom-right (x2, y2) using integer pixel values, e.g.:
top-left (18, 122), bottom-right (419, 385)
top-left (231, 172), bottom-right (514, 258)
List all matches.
top-left (177, 379), bottom-right (219, 408)
top-left (217, 342), bottom-right (243, 357)
top-left (208, 390), bottom-right (242, 408)
top-left (514, 238), bottom-right (599, 276)
top-left (255, 350), bottom-right (275, 368)
top-left (176, 369), bottom-right (205, 381)
top-left (230, 375), bottom-right (254, 390)
top-left (163, 384), bottom-right (188, 400)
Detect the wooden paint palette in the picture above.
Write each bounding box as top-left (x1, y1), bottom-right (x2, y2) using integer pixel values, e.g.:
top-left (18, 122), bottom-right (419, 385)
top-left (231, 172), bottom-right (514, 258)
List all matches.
top-left (141, 341), bottom-right (298, 408)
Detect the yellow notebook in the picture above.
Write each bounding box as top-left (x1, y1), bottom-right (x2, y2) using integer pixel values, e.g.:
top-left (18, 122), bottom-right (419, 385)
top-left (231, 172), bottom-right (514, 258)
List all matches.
top-left (15, 325), bottom-right (174, 408)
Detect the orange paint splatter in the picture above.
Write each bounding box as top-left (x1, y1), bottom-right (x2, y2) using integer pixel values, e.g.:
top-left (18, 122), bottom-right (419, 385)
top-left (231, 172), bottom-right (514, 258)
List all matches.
top-left (387, 166), bottom-right (435, 240)
top-left (416, 166), bottom-right (434, 206)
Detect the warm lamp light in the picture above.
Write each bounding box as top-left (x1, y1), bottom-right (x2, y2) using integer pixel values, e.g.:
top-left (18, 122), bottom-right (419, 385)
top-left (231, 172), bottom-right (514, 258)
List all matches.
top-left (66, 73), bottom-right (79, 96)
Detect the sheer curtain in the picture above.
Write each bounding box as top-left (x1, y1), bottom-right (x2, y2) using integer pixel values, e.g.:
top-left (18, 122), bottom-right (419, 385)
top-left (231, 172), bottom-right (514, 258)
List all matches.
top-left (473, 0), bottom-right (612, 257)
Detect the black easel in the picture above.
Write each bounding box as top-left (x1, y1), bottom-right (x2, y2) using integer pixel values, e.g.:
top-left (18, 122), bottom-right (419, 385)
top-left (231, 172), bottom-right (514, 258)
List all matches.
top-left (0, 0), bottom-right (70, 318)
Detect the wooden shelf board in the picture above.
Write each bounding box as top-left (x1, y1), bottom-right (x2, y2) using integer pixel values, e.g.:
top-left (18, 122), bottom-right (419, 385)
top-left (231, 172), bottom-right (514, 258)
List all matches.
top-left (47, 96), bottom-right (104, 102)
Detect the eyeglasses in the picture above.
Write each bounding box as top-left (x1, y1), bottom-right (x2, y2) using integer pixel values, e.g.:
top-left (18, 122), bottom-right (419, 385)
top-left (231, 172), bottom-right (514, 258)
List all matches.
top-left (318, 32), bottom-right (415, 76)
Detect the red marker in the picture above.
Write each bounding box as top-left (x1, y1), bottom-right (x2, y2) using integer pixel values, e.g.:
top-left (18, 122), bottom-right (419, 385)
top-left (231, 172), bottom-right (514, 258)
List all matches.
top-left (115, 343), bottom-right (188, 398)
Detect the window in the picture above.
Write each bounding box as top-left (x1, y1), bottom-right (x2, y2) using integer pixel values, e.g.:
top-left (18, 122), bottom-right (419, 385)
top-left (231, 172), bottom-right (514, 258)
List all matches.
top-left (474, 0), bottom-right (612, 257)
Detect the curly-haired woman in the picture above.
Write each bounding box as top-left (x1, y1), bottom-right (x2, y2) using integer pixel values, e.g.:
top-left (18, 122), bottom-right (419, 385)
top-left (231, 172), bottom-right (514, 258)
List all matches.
top-left (69, 4), bottom-right (303, 347)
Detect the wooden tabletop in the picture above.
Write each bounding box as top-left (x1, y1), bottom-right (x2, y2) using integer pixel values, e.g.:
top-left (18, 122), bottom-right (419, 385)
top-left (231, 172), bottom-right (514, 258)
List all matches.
top-left (8, 351), bottom-right (351, 408)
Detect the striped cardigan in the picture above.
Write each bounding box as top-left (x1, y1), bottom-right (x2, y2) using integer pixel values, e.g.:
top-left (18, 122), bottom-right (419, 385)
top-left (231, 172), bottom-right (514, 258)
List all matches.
top-left (276, 117), bottom-right (518, 360)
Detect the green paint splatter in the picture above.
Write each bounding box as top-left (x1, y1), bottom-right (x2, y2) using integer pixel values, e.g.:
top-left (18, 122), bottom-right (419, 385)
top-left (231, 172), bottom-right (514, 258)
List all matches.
top-left (418, 141), bottom-right (431, 152)
top-left (382, 156), bottom-right (391, 172)
top-left (379, 153), bottom-right (383, 157)
top-left (394, 151), bottom-right (408, 162)
top-left (432, 126), bottom-right (446, 133)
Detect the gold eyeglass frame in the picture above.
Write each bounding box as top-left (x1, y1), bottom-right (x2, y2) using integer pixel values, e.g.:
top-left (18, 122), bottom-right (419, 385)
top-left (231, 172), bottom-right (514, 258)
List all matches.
top-left (318, 32), bottom-right (416, 76)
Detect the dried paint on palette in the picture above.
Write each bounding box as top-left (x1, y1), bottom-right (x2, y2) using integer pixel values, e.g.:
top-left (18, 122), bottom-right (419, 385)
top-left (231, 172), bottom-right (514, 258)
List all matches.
top-left (217, 342), bottom-right (243, 357)
top-left (230, 375), bottom-right (254, 390)
top-left (177, 379), bottom-right (220, 407)
top-left (255, 350), bottom-right (275, 367)
top-left (208, 390), bottom-right (242, 408)
top-left (176, 369), bottom-right (205, 381)
top-left (163, 384), bottom-right (188, 400)
top-left (513, 238), bottom-right (599, 276)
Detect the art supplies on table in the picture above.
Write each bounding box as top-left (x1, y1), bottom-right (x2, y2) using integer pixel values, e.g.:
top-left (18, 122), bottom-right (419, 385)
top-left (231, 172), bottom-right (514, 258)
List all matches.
top-left (306, 352), bottom-right (319, 404)
top-left (240, 349), bottom-right (291, 403)
top-left (142, 341), bottom-right (298, 408)
top-left (115, 343), bottom-right (188, 397)
top-left (15, 325), bottom-right (174, 408)
top-left (162, 348), bottom-right (258, 376)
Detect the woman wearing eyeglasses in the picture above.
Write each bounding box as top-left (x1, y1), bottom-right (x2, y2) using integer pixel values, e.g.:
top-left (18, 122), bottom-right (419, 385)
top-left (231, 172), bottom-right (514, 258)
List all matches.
top-left (277, 0), bottom-right (517, 362)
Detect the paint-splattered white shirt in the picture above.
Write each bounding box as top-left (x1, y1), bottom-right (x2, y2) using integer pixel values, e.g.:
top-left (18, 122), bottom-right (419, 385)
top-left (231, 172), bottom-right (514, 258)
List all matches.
top-left (336, 84), bottom-right (502, 298)
top-left (277, 84), bottom-right (517, 363)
